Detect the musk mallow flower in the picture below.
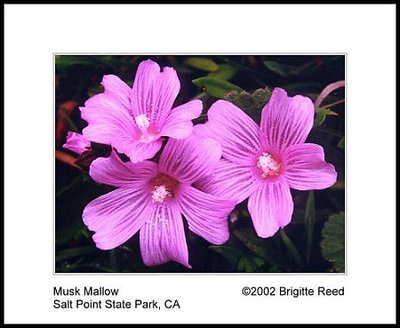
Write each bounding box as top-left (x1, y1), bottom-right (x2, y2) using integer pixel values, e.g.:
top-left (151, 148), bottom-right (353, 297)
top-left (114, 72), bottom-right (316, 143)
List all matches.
top-left (196, 88), bottom-right (337, 238)
top-left (82, 136), bottom-right (236, 268)
top-left (79, 59), bottom-right (202, 163)
top-left (63, 131), bottom-right (90, 155)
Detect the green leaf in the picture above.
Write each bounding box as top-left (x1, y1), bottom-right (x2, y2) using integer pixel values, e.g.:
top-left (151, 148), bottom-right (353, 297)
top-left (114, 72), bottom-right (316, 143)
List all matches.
top-left (233, 228), bottom-right (277, 267)
top-left (109, 250), bottom-right (118, 271)
top-left (55, 55), bottom-right (133, 71)
top-left (209, 245), bottom-right (240, 265)
top-left (56, 220), bottom-right (89, 247)
top-left (216, 56), bottom-right (265, 78)
top-left (55, 55), bottom-right (98, 67)
top-left (88, 84), bottom-right (104, 97)
top-left (338, 136), bottom-right (345, 149)
top-left (224, 91), bottom-right (255, 110)
top-left (57, 258), bottom-right (85, 273)
top-left (251, 256), bottom-right (265, 267)
top-left (251, 88), bottom-right (272, 110)
top-left (305, 191), bottom-right (315, 264)
top-left (184, 57), bottom-right (219, 72)
top-left (59, 108), bottom-right (79, 132)
top-left (314, 107), bottom-right (338, 126)
top-left (208, 64), bottom-right (237, 80)
top-left (192, 77), bottom-right (241, 98)
top-left (314, 126), bottom-right (343, 138)
top-left (282, 82), bottom-right (324, 93)
top-left (237, 257), bottom-right (246, 271)
top-left (263, 59), bottom-right (316, 77)
top-left (237, 256), bottom-right (264, 273)
top-left (223, 87), bottom-right (272, 122)
top-left (94, 55), bottom-right (115, 65)
top-left (280, 229), bottom-right (302, 267)
top-left (56, 174), bottom-right (88, 198)
top-left (321, 212), bottom-right (345, 272)
top-left (262, 60), bottom-right (300, 77)
top-left (56, 246), bottom-right (95, 262)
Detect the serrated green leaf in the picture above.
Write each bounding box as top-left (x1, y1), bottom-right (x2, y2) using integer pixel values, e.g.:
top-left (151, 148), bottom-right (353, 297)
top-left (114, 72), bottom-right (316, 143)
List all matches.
top-left (321, 212), bottom-right (345, 272)
top-left (225, 91), bottom-right (255, 110)
top-left (184, 57), bottom-right (219, 72)
top-left (192, 77), bottom-right (241, 98)
top-left (338, 136), bottom-right (345, 149)
top-left (251, 87), bottom-right (272, 109)
top-left (208, 64), bottom-right (237, 80)
top-left (209, 245), bottom-right (240, 265)
top-left (280, 229), bottom-right (302, 267)
top-left (56, 246), bottom-right (95, 262)
top-left (305, 191), bottom-right (315, 264)
top-left (223, 87), bottom-right (271, 122)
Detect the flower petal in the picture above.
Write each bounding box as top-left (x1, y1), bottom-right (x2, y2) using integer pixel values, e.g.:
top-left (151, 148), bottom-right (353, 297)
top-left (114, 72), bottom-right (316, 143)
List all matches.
top-left (159, 136), bottom-right (222, 184)
top-left (149, 67), bottom-right (180, 128)
top-left (63, 131), bottom-right (90, 155)
top-left (160, 100), bottom-right (202, 139)
top-left (260, 88), bottom-right (314, 150)
top-left (248, 181), bottom-right (294, 238)
top-left (195, 159), bottom-right (256, 204)
top-left (113, 134), bottom-right (163, 163)
top-left (140, 202), bottom-right (190, 268)
top-left (80, 93), bottom-right (136, 145)
top-left (83, 188), bottom-right (151, 250)
top-left (283, 143), bottom-right (337, 190)
top-left (205, 100), bottom-right (260, 165)
top-left (179, 185), bottom-right (235, 244)
top-left (101, 74), bottom-right (131, 110)
top-left (130, 60), bottom-right (160, 116)
top-left (89, 150), bottom-right (158, 188)
top-left (131, 60), bottom-right (180, 129)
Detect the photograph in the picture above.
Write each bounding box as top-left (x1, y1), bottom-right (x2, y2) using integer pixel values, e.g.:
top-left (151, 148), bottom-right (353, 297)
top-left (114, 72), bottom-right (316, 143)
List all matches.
top-left (55, 54), bottom-right (345, 274)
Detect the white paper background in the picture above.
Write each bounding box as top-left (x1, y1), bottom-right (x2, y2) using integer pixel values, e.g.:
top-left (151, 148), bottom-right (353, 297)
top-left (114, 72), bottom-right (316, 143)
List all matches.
top-left (4, 4), bottom-right (396, 324)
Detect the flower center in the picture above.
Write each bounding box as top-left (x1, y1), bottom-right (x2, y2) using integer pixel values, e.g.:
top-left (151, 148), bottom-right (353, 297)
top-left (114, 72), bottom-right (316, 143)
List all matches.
top-left (256, 152), bottom-right (281, 178)
top-left (151, 185), bottom-right (171, 203)
top-left (135, 114), bottom-right (154, 142)
top-left (150, 174), bottom-right (179, 203)
top-left (135, 114), bottom-right (150, 129)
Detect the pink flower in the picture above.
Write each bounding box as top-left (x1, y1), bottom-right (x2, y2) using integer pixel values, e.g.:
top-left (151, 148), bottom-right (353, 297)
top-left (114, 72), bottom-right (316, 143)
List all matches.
top-left (82, 136), bottom-right (235, 268)
top-left (63, 131), bottom-right (90, 155)
top-left (197, 88), bottom-right (337, 238)
top-left (80, 59), bottom-right (202, 163)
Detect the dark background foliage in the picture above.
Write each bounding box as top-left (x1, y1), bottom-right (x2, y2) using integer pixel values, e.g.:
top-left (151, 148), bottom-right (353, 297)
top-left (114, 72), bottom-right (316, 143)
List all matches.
top-left (55, 55), bottom-right (345, 273)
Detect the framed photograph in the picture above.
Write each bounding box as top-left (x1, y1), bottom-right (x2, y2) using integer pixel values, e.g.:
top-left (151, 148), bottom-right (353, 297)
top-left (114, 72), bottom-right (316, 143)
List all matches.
top-left (4, 4), bottom-right (395, 325)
